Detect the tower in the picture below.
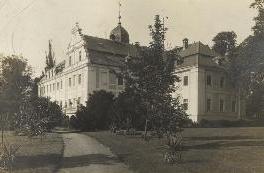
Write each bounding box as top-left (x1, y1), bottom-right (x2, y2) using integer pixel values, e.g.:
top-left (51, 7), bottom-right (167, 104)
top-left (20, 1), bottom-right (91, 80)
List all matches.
top-left (109, 1), bottom-right (130, 44)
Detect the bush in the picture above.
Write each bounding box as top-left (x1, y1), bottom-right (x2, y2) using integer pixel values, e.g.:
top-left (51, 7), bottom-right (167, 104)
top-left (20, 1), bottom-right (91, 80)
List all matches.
top-left (71, 90), bottom-right (114, 131)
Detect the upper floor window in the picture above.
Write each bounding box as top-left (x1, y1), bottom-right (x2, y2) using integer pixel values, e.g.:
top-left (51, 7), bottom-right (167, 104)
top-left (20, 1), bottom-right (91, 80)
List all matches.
top-left (69, 56), bottom-right (72, 66)
top-left (183, 76), bottom-right (188, 86)
top-left (73, 75), bottom-right (76, 86)
top-left (57, 82), bottom-right (60, 90)
top-left (207, 75), bottom-right (212, 86)
top-left (79, 51), bottom-right (82, 61)
top-left (69, 78), bottom-right (72, 87)
top-left (78, 74), bottom-right (82, 84)
top-left (61, 80), bottom-right (63, 89)
top-left (53, 83), bottom-right (55, 91)
top-left (220, 77), bottom-right (225, 88)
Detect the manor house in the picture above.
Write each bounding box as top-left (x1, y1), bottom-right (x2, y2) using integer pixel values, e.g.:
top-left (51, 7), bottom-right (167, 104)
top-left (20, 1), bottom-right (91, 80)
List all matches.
top-left (38, 22), bottom-right (242, 121)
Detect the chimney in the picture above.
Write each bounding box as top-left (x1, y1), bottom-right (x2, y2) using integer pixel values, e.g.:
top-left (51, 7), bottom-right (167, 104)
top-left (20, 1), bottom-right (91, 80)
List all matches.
top-left (183, 38), bottom-right (189, 50)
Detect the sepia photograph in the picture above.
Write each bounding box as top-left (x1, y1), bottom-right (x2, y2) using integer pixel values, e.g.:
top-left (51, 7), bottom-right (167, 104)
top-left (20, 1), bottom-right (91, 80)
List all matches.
top-left (0, 0), bottom-right (264, 172)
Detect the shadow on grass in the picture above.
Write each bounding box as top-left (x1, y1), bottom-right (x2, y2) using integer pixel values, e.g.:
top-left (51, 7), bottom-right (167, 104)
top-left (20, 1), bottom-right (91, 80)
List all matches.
top-left (185, 136), bottom-right (260, 141)
top-left (14, 154), bottom-right (61, 170)
top-left (59, 154), bottom-right (120, 169)
top-left (184, 140), bottom-right (264, 150)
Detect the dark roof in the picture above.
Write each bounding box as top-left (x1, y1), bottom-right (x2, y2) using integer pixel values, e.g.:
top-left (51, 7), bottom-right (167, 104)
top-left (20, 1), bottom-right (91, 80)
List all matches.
top-left (83, 35), bottom-right (138, 57)
top-left (110, 24), bottom-right (129, 44)
top-left (88, 50), bottom-right (125, 67)
top-left (175, 41), bottom-right (222, 68)
top-left (179, 42), bottom-right (218, 58)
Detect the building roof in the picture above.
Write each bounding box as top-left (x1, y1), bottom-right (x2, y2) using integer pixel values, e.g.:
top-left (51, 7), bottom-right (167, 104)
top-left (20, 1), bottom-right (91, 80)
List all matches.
top-left (83, 35), bottom-right (139, 67)
top-left (179, 41), bottom-right (218, 58)
top-left (176, 41), bottom-right (222, 68)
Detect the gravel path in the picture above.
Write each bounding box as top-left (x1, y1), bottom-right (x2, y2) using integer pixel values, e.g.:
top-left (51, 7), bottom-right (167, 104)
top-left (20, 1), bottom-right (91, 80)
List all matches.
top-left (57, 133), bottom-right (134, 173)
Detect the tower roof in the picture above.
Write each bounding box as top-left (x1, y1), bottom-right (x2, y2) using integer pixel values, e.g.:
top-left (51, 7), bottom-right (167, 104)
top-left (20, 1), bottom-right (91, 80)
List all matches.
top-left (110, 24), bottom-right (130, 44)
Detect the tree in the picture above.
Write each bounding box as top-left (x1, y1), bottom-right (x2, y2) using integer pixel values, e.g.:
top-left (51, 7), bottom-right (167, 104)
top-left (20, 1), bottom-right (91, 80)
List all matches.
top-left (72, 90), bottom-right (114, 131)
top-left (220, 0), bottom-right (264, 118)
top-left (212, 31), bottom-right (237, 56)
top-left (0, 55), bottom-right (32, 127)
top-left (251, 0), bottom-right (264, 37)
top-left (120, 15), bottom-right (187, 140)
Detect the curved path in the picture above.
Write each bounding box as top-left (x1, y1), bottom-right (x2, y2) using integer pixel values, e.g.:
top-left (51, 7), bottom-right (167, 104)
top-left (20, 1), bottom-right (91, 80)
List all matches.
top-left (58, 133), bottom-right (133, 173)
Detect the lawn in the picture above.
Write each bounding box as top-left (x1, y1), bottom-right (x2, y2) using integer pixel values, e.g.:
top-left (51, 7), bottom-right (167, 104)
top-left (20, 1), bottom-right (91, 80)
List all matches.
top-left (85, 127), bottom-right (264, 173)
top-left (1, 131), bottom-right (63, 173)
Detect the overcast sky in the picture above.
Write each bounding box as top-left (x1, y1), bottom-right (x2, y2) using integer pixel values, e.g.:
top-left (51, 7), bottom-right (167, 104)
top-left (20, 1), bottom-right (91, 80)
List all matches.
top-left (0, 0), bottom-right (257, 75)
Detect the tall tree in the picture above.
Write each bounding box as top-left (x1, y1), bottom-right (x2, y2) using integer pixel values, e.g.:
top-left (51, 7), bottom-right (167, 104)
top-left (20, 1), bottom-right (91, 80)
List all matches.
top-left (120, 15), bottom-right (187, 138)
top-left (221, 1), bottom-right (264, 118)
top-left (212, 31), bottom-right (237, 56)
top-left (251, 0), bottom-right (264, 37)
top-left (45, 40), bottom-right (55, 71)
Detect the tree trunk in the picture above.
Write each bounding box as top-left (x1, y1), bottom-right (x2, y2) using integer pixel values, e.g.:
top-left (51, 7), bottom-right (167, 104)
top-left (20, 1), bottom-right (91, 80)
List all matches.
top-left (144, 119), bottom-right (149, 140)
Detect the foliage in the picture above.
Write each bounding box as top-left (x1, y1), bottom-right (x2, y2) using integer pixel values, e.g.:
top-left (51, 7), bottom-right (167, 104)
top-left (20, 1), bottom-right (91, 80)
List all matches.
top-left (71, 90), bottom-right (114, 131)
top-left (16, 96), bottom-right (63, 137)
top-left (212, 31), bottom-right (237, 56)
top-left (0, 142), bottom-right (20, 172)
top-left (119, 15), bottom-right (186, 138)
top-left (110, 88), bottom-right (145, 131)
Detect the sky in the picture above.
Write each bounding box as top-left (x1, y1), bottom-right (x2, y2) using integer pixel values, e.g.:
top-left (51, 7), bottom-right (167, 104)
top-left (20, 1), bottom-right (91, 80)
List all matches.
top-left (0, 0), bottom-right (257, 76)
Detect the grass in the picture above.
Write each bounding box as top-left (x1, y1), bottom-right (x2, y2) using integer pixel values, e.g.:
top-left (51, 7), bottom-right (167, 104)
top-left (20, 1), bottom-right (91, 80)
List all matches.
top-left (1, 131), bottom-right (63, 173)
top-left (85, 127), bottom-right (264, 173)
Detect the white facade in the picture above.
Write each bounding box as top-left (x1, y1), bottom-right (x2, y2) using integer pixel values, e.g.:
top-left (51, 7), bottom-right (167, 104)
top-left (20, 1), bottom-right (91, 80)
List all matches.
top-left (173, 41), bottom-right (242, 122)
top-left (38, 24), bottom-right (129, 116)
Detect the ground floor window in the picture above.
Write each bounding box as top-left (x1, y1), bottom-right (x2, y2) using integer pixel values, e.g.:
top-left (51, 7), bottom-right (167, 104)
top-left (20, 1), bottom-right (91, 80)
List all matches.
top-left (220, 99), bottom-right (224, 112)
top-left (183, 99), bottom-right (188, 110)
top-left (232, 100), bottom-right (236, 112)
top-left (207, 98), bottom-right (211, 112)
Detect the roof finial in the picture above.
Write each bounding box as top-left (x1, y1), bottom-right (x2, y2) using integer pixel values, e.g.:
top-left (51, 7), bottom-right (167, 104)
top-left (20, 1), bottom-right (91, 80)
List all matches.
top-left (118, 1), bottom-right (122, 25)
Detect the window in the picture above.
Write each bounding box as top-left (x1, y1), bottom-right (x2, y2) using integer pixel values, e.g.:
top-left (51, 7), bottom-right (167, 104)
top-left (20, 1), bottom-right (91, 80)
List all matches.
top-left (69, 56), bottom-right (72, 66)
top-left (77, 97), bottom-right (81, 105)
top-left (61, 80), bottom-right (63, 89)
top-left (69, 78), bottom-right (71, 87)
top-left (78, 74), bottom-right (82, 84)
top-left (220, 77), bottom-right (225, 88)
top-left (96, 68), bottom-right (99, 88)
top-left (60, 101), bottom-right (62, 108)
top-left (183, 76), bottom-right (188, 86)
top-left (73, 75), bottom-right (76, 86)
top-left (220, 99), bottom-right (224, 112)
top-left (101, 72), bottom-right (107, 86)
top-left (207, 75), bottom-right (212, 86)
top-left (232, 100), bottom-right (236, 112)
top-left (50, 84), bottom-right (52, 92)
top-left (57, 82), bottom-right (60, 90)
top-left (79, 51), bottom-right (82, 61)
top-left (183, 99), bottom-right (188, 110)
top-left (53, 83), bottom-right (55, 91)
top-left (118, 76), bottom-right (123, 86)
top-left (69, 99), bottom-right (72, 107)
top-left (207, 99), bottom-right (211, 112)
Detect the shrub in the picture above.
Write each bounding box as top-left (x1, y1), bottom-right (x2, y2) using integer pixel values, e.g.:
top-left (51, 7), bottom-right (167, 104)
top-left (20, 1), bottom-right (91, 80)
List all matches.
top-left (71, 90), bottom-right (114, 131)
